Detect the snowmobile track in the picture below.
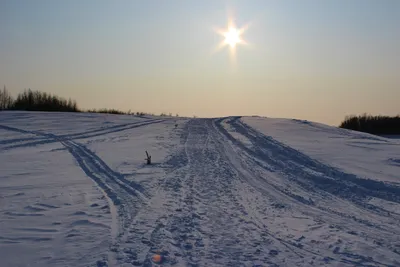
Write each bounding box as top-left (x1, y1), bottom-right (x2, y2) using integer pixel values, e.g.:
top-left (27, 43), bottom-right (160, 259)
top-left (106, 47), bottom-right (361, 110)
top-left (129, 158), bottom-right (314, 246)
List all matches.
top-left (0, 119), bottom-right (164, 150)
top-left (0, 120), bottom-right (165, 265)
top-left (2, 116), bottom-right (400, 266)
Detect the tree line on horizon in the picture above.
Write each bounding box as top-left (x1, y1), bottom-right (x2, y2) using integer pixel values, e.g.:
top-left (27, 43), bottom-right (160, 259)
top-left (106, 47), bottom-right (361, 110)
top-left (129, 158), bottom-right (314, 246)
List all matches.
top-left (339, 114), bottom-right (400, 135)
top-left (0, 86), bottom-right (78, 112)
top-left (1, 86), bottom-right (398, 135)
top-left (0, 86), bottom-right (173, 117)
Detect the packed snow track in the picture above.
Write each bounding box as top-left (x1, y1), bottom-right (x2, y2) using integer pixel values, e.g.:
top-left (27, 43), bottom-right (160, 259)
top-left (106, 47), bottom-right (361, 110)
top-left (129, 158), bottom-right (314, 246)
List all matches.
top-left (1, 112), bottom-right (399, 267)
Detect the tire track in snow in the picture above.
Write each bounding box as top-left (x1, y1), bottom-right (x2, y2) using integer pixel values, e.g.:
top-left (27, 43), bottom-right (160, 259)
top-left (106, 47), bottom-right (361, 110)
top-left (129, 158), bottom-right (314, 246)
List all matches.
top-left (63, 141), bottom-right (148, 200)
top-left (209, 119), bottom-right (319, 265)
top-left (223, 117), bottom-right (400, 225)
top-left (197, 119), bottom-right (317, 266)
top-left (228, 117), bottom-right (400, 205)
top-left (95, 121), bottom-right (192, 266)
top-left (0, 120), bottom-right (165, 266)
top-left (0, 119), bottom-right (164, 150)
top-left (61, 140), bottom-right (148, 265)
top-left (148, 119), bottom-right (282, 266)
top-left (165, 120), bottom-right (208, 266)
top-left (213, 116), bottom-right (400, 266)
top-left (215, 117), bottom-right (400, 223)
top-left (117, 120), bottom-right (201, 266)
top-left (114, 119), bottom-right (274, 266)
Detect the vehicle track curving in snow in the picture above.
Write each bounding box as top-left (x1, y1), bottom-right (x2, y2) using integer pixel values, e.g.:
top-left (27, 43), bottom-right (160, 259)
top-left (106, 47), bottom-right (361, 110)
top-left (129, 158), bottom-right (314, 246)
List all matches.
top-left (213, 116), bottom-right (400, 266)
top-left (97, 117), bottom-right (400, 266)
top-left (0, 119), bottom-right (164, 150)
top-left (123, 119), bottom-right (277, 266)
top-left (1, 115), bottom-right (399, 266)
top-left (0, 119), bottom-right (165, 266)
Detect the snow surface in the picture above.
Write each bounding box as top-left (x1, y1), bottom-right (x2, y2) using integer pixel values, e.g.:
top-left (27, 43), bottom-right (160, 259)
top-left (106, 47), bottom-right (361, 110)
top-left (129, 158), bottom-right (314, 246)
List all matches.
top-left (1, 111), bottom-right (399, 267)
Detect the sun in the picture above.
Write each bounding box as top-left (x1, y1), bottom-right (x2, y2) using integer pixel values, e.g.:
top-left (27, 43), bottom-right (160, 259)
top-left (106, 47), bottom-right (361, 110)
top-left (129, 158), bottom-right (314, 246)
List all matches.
top-left (224, 27), bottom-right (242, 48)
top-left (213, 17), bottom-right (250, 64)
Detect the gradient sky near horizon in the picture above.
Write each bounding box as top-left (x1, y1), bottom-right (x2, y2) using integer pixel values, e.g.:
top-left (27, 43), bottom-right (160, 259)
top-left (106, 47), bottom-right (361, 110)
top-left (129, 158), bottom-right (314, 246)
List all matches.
top-left (1, 0), bottom-right (399, 125)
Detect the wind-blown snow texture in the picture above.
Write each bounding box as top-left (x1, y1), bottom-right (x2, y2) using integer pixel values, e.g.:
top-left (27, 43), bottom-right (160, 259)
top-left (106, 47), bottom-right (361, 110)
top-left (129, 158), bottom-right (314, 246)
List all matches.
top-left (1, 112), bottom-right (399, 267)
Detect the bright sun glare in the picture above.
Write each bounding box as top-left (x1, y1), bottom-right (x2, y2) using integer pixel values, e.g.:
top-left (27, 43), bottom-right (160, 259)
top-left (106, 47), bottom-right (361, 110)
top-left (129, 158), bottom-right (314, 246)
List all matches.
top-left (213, 16), bottom-right (250, 64)
top-left (224, 27), bottom-right (241, 48)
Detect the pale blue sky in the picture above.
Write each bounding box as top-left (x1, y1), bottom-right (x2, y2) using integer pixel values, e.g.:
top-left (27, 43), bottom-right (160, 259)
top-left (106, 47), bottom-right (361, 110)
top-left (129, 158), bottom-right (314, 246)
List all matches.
top-left (1, 0), bottom-right (399, 125)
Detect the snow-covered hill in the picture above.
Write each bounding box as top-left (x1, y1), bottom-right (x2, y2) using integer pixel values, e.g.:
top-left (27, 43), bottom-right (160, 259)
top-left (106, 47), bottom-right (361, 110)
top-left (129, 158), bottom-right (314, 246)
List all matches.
top-left (1, 111), bottom-right (399, 267)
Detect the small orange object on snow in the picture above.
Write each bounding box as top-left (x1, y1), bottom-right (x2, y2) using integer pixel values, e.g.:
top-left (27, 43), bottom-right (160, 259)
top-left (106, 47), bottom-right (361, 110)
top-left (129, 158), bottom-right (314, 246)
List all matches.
top-left (152, 254), bottom-right (162, 264)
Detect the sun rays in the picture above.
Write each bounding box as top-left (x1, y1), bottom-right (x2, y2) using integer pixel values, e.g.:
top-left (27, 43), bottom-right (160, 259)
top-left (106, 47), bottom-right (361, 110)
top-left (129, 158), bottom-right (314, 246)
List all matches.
top-left (213, 16), bottom-right (250, 65)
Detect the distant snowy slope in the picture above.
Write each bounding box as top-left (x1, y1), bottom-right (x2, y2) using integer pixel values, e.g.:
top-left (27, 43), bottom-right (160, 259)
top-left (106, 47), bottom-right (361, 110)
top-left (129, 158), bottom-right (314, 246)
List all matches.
top-left (243, 117), bottom-right (400, 184)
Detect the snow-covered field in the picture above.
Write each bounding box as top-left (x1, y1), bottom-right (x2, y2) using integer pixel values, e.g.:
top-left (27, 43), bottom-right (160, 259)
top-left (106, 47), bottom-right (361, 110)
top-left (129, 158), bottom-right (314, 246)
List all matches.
top-left (1, 111), bottom-right (399, 267)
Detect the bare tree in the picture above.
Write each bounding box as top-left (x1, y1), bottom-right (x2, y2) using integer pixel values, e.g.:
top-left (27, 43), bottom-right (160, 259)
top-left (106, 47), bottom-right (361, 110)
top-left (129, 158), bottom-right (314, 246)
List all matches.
top-left (0, 86), bottom-right (4, 110)
top-left (0, 85), bottom-right (14, 110)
